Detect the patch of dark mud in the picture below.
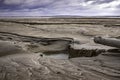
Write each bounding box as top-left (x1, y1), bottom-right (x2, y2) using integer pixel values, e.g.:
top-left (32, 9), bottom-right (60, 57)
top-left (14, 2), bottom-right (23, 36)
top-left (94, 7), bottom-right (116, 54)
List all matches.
top-left (102, 52), bottom-right (120, 57)
top-left (69, 48), bottom-right (105, 58)
top-left (102, 49), bottom-right (120, 57)
top-left (114, 36), bottom-right (120, 39)
top-left (107, 49), bottom-right (120, 53)
top-left (104, 24), bottom-right (120, 27)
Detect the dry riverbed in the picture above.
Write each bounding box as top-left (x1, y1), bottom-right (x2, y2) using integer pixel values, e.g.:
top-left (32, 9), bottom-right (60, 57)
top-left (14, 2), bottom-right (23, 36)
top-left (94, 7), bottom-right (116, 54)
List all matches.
top-left (0, 18), bottom-right (120, 80)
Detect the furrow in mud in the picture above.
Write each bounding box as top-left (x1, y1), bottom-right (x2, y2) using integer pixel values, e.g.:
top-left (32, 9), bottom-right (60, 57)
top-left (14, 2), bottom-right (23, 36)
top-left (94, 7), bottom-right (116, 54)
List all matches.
top-left (0, 32), bottom-right (73, 43)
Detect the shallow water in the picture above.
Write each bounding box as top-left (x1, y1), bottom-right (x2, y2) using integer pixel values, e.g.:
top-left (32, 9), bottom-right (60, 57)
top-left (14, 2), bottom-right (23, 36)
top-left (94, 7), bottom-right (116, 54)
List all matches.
top-left (43, 53), bottom-right (69, 59)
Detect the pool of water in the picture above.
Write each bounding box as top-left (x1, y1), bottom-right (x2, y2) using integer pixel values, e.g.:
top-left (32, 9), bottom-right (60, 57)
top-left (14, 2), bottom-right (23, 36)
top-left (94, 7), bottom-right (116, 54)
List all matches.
top-left (40, 50), bottom-right (69, 59)
top-left (43, 53), bottom-right (69, 59)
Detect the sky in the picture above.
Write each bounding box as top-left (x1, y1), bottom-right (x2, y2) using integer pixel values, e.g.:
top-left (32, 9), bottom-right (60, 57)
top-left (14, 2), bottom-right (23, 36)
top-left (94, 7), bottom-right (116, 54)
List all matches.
top-left (0, 0), bottom-right (120, 16)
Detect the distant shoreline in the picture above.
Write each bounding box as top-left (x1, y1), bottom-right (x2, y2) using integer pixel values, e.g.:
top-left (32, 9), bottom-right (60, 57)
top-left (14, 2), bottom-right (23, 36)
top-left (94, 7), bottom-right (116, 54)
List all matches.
top-left (0, 16), bottom-right (120, 19)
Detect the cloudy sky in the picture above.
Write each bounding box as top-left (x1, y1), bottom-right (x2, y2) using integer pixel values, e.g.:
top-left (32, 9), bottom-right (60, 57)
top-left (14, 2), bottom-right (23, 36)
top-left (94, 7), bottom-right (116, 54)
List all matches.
top-left (0, 0), bottom-right (120, 16)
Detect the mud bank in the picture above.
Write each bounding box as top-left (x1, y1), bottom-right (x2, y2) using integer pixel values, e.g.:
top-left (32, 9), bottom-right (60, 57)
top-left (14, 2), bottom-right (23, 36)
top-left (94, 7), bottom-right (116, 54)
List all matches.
top-left (0, 32), bottom-right (109, 59)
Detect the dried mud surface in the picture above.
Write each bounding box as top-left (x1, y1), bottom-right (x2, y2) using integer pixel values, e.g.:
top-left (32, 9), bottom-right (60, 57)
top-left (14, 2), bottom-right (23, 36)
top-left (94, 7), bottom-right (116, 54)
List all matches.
top-left (0, 18), bottom-right (120, 80)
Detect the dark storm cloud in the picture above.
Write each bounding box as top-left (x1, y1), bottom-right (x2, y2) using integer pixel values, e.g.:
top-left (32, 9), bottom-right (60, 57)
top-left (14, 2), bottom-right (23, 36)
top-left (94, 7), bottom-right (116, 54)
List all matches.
top-left (0, 0), bottom-right (120, 16)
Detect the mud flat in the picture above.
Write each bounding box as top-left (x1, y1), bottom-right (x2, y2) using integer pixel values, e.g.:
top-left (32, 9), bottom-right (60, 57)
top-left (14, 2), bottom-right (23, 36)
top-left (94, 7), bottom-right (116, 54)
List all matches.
top-left (0, 17), bottom-right (120, 80)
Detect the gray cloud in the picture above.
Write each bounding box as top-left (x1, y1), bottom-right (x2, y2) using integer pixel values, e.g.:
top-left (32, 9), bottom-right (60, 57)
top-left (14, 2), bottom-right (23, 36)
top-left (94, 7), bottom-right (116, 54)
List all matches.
top-left (3, 0), bottom-right (55, 7)
top-left (0, 0), bottom-right (120, 16)
top-left (3, 0), bottom-right (24, 5)
top-left (117, 4), bottom-right (120, 8)
top-left (85, 0), bottom-right (114, 4)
